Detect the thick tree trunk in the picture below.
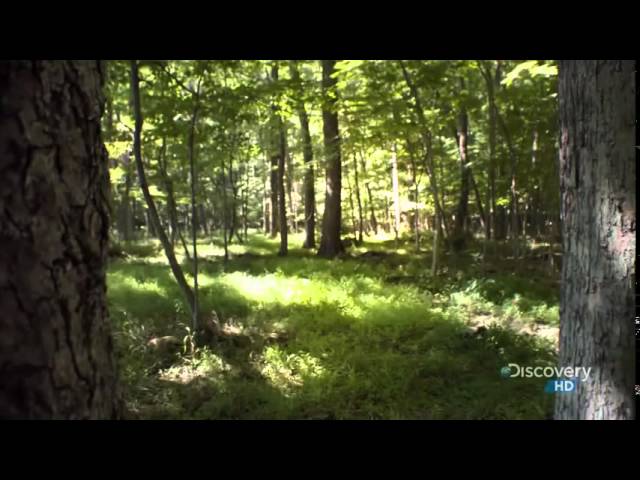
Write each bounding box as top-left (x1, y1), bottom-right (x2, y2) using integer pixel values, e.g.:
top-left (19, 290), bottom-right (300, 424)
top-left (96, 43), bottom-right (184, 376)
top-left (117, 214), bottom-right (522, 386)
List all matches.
top-left (317, 60), bottom-right (344, 258)
top-left (0, 60), bottom-right (121, 419)
top-left (554, 60), bottom-right (635, 420)
top-left (129, 61), bottom-right (195, 315)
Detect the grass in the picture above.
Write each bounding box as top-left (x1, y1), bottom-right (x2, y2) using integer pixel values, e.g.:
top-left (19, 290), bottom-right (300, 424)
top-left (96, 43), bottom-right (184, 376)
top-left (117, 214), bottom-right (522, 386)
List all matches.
top-left (108, 231), bottom-right (560, 419)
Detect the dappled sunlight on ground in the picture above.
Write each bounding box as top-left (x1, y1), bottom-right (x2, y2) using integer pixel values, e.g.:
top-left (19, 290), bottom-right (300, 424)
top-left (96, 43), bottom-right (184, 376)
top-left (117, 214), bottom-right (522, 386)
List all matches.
top-left (109, 232), bottom-right (560, 419)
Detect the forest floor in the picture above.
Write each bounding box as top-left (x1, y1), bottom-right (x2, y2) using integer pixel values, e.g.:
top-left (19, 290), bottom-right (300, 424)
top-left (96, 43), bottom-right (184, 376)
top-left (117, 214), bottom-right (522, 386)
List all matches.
top-left (108, 231), bottom-right (561, 420)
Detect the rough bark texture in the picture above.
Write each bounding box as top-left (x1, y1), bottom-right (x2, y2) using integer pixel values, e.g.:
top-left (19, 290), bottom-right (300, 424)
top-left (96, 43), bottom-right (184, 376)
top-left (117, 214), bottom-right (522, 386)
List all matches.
top-left (0, 60), bottom-right (121, 419)
top-left (317, 60), bottom-right (344, 258)
top-left (554, 60), bottom-right (635, 420)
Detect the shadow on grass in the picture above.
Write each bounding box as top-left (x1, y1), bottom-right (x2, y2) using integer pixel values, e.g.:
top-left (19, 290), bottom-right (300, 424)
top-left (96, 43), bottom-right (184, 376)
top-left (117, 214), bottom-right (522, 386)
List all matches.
top-left (110, 235), bottom-right (558, 420)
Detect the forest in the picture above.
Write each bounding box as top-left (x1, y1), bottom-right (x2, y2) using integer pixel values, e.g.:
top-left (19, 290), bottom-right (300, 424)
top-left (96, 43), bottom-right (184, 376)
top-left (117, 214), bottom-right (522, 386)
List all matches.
top-left (0, 60), bottom-right (635, 420)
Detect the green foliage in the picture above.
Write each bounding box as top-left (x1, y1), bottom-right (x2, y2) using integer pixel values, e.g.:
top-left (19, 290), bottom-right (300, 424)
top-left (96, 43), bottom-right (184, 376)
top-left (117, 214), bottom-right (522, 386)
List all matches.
top-left (110, 233), bottom-right (558, 420)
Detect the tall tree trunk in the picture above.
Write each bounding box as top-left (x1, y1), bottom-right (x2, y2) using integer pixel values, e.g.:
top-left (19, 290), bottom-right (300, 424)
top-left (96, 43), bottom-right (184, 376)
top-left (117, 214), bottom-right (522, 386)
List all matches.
top-left (431, 210), bottom-right (439, 276)
top-left (120, 156), bottom-right (133, 241)
top-left (360, 150), bottom-right (378, 235)
top-left (352, 152), bottom-right (364, 244)
top-left (285, 150), bottom-right (295, 233)
top-left (453, 109), bottom-right (471, 250)
top-left (497, 109), bottom-right (519, 257)
top-left (317, 60), bottom-right (344, 258)
top-left (263, 154), bottom-right (271, 235)
top-left (390, 143), bottom-right (401, 243)
top-left (405, 139), bottom-right (421, 251)
top-left (0, 60), bottom-right (121, 419)
top-left (554, 60), bottom-right (635, 420)
top-left (479, 60), bottom-right (500, 240)
top-left (290, 61), bottom-right (316, 249)
top-left (157, 138), bottom-right (186, 253)
top-left (399, 61), bottom-right (448, 240)
top-left (227, 150), bottom-right (238, 245)
top-left (187, 89), bottom-right (200, 333)
top-left (129, 61), bottom-right (195, 315)
top-left (271, 63), bottom-right (288, 256)
top-left (242, 164), bottom-right (249, 241)
top-left (345, 160), bottom-right (358, 239)
top-left (220, 157), bottom-right (229, 262)
top-left (269, 153), bottom-right (278, 237)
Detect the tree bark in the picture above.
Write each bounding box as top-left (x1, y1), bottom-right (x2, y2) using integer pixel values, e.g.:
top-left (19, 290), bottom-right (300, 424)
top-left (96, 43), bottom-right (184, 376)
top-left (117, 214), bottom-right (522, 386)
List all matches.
top-left (390, 143), bottom-right (401, 243)
top-left (360, 150), bottom-right (378, 235)
top-left (289, 61), bottom-right (316, 249)
top-left (479, 60), bottom-right (500, 241)
top-left (453, 109), bottom-right (471, 250)
top-left (0, 60), bottom-right (121, 419)
top-left (554, 60), bottom-right (635, 420)
top-left (399, 61), bottom-right (448, 240)
top-left (352, 152), bottom-right (364, 244)
top-left (317, 60), bottom-right (344, 257)
top-left (496, 108), bottom-right (519, 257)
top-left (187, 87), bottom-right (200, 332)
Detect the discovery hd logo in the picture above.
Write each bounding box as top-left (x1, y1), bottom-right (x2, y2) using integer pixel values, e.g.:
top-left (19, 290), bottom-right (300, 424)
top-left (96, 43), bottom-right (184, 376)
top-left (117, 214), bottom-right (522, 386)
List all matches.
top-left (500, 363), bottom-right (592, 394)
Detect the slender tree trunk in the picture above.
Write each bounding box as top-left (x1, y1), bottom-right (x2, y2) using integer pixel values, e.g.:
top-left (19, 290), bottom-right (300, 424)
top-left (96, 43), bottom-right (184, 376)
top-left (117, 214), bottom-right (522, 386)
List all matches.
top-left (0, 60), bottom-right (121, 419)
top-left (391, 143), bottom-right (401, 243)
top-left (479, 60), bottom-right (500, 241)
top-left (263, 154), bottom-right (271, 235)
top-left (269, 153), bottom-right (279, 237)
top-left (227, 151), bottom-right (238, 245)
top-left (290, 61), bottom-right (316, 249)
top-left (352, 152), bottom-right (364, 244)
top-left (360, 150), bottom-right (378, 235)
top-left (318, 60), bottom-right (344, 257)
top-left (431, 210), bottom-right (439, 276)
top-left (242, 164), bottom-right (249, 241)
top-left (345, 160), bottom-right (358, 238)
top-left (554, 60), bottom-right (635, 420)
top-left (121, 157), bottom-right (133, 241)
top-left (399, 61), bottom-right (448, 240)
top-left (285, 150), bottom-right (295, 233)
top-left (220, 158), bottom-right (229, 262)
top-left (277, 120), bottom-right (288, 256)
top-left (270, 63), bottom-right (288, 256)
top-left (497, 109), bottom-right (519, 257)
top-left (453, 109), bottom-right (471, 250)
top-left (129, 61), bottom-right (195, 315)
top-left (187, 90), bottom-right (200, 333)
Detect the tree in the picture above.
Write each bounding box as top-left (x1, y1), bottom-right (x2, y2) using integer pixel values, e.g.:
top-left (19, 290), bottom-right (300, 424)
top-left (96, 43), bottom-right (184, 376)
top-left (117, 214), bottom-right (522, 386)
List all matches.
top-left (318, 60), bottom-right (344, 257)
top-left (289, 61), bottom-right (316, 249)
top-left (129, 61), bottom-right (195, 318)
top-left (0, 60), bottom-right (121, 419)
top-left (554, 60), bottom-right (635, 420)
